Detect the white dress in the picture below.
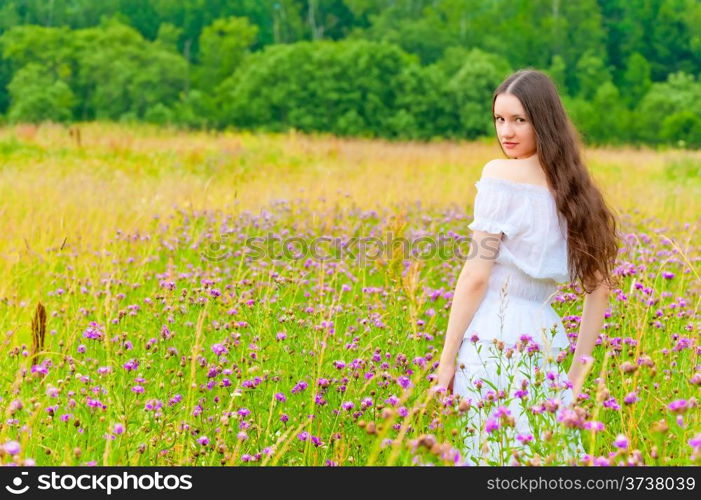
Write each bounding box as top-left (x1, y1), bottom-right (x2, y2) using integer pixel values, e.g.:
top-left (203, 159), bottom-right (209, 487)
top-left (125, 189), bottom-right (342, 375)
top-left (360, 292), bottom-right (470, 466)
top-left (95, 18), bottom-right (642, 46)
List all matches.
top-left (452, 176), bottom-right (584, 466)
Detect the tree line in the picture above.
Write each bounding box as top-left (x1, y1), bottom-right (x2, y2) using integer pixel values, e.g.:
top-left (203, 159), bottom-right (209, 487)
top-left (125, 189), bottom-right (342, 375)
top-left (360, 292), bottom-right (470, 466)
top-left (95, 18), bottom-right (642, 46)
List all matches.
top-left (0, 0), bottom-right (700, 147)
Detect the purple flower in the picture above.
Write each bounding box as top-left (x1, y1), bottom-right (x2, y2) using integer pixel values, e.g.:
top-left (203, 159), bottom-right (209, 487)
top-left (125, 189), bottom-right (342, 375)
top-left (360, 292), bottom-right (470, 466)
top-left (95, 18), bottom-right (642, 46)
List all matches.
top-left (237, 408), bottom-right (251, 417)
top-left (688, 434), bottom-right (701, 450)
top-left (662, 271), bottom-right (675, 279)
top-left (623, 392), bottom-right (638, 405)
top-left (291, 381), bottom-right (308, 394)
top-left (131, 385), bottom-right (145, 394)
top-left (341, 401), bottom-right (354, 411)
top-left (516, 433), bottom-right (533, 444)
top-left (297, 431), bottom-right (309, 441)
top-left (197, 436), bottom-right (210, 446)
top-left (493, 406), bottom-right (511, 418)
top-left (144, 399), bottom-right (163, 412)
top-left (83, 322), bottom-right (104, 340)
top-left (211, 343), bottom-right (228, 356)
top-left (397, 376), bottom-right (411, 389)
top-left (280, 414), bottom-right (289, 423)
top-left (668, 399), bottom-right (688, 414)
top-left (385, 395), bottom-right (399, 406)
top-left (613, 434), bottom-right (629, 449)
top-left (3, 441), bottom-right (20, 455)
top-left (274, 392), bottom-right (287, 402)
top-left (276, 332), bottom-right (286, 341)
top-left (584, 420), bottom-right (605, 432)
top-left (113, 423), bottom-right (125, 435)
top-left (485, 418), bottom-right (500, 434)
top-left (77, 344), bottom-right (86, 353)
top-left (123, 359), bottom-right (139, 371)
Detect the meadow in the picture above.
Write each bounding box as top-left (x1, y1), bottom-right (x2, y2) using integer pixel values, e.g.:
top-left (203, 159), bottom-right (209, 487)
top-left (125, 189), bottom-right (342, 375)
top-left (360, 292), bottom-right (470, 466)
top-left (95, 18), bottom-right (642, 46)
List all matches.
top-left (0, 123), bottom-right (699, 466)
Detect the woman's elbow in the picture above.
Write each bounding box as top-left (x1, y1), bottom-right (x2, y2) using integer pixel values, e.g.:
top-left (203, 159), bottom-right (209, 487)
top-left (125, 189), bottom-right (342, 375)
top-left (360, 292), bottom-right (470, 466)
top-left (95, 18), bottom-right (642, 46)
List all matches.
top-left (458, 274), bottom-right (489, 293)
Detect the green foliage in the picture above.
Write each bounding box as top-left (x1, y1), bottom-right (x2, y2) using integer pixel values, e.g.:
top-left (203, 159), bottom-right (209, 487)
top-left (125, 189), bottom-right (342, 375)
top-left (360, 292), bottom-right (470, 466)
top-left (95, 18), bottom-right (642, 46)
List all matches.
top-left (634, 72), bottom-right (701, 144)
top-left (197, 17), bottom-right (258, 91)
top-left (7, 63), bottom-right (74, 123)
top-left (218, 40), bottom-right (413, 137)
top-left (0, 0), bottom-right (699, 147)
top-left (445, 49), bottom-right (511, 139)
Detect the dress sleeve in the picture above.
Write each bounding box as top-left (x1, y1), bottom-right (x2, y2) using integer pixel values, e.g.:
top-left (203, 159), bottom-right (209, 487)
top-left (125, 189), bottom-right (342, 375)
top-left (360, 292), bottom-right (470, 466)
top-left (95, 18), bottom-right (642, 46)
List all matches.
top-left (467, 179), bottom-right (519, 239)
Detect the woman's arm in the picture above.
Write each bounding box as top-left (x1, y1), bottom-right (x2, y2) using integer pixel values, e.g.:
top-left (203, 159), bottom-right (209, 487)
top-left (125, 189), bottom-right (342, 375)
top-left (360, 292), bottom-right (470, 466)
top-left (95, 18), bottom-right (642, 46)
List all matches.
top-left (567, 277), bottom-right (612, 399)
top-left (435, 277), bottom-right (490, 387)
top-left (433, 229), bottom-right (500, 391)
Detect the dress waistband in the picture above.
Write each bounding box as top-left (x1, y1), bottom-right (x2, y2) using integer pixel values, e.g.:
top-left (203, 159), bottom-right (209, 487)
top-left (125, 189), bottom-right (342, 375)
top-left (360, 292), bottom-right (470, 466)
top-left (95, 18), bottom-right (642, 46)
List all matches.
top-left (486, 264), bottom-right (559, 303)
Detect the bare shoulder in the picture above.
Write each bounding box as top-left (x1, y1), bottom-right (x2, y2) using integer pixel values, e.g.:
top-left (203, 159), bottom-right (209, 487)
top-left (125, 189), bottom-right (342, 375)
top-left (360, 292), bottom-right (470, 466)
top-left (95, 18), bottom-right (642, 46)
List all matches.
top-left (480, 159), bottom-right (517, 181)
top-left (481, 159), bottom-right (547, 185)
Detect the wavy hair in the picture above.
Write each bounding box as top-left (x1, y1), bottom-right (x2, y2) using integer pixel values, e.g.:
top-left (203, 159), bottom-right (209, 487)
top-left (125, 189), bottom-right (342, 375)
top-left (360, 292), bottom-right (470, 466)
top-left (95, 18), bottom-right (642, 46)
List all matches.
top-left (492, 69), bottom-right (622, 294)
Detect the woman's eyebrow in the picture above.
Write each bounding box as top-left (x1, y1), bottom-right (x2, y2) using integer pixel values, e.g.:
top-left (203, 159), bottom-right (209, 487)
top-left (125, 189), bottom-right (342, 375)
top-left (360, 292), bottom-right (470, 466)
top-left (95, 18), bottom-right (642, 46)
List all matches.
top-left (494, 112), bottom-right (524, 117)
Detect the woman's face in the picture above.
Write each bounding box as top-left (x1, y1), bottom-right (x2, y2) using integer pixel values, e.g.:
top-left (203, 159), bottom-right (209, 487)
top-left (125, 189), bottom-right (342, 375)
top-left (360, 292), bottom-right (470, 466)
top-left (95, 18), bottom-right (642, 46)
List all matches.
top-left (493, 93), bottom-right (537, 159)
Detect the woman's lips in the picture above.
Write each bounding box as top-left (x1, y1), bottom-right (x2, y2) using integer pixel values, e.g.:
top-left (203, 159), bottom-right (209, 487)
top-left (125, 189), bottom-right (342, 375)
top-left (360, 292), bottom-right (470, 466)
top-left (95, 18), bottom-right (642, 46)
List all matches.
top-left (503, 142), bottom-right (518, 149)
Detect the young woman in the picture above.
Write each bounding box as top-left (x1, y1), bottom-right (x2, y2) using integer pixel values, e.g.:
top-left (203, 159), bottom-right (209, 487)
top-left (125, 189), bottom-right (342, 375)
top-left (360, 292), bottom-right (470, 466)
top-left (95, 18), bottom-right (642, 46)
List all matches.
top-left (432, 69), bottom-right (622, 465)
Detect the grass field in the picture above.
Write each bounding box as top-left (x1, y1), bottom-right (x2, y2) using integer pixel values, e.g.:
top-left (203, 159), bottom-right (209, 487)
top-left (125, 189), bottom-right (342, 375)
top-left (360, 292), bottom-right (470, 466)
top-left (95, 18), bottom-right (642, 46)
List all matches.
top-left (0, 123), bottom-right (699, 466)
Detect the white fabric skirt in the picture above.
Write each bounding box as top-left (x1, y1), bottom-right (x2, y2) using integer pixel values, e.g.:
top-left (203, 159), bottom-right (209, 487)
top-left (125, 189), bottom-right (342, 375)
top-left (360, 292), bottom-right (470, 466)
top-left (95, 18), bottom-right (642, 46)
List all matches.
top-left (453, 339), bottom-right (585, 466)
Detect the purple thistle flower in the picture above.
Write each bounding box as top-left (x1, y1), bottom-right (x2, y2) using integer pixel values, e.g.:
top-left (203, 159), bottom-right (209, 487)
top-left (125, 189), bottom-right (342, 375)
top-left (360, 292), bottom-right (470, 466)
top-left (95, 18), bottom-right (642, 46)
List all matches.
top-left (113, 423), bottom-right (125, 435)
top-left (298, 431), bottom-right (309, 441)
top-left (83, 322), bottom-right (104, 340)
top-left (584, 420), bottom-right (605, 432)
top-left (3, 441), bottom-right (20, 455)
top-left (613, 434), bottom-right (629, 449)
top-left (516, 433), bottom-right (533, 444)
top-left (144, 399), bottom-right (163, 412)
top-left (397, 376), bottom-right (411, 389)
top-left (280, 413), bottom-right (289, 423)
top-left (493, 406), bottom-right (511, 418)
top-left (123, 359), bottom-right (139, 371)
top-left (688, 434), bottom-right (701, 450)
top-left (668, 399), bottom-right (688, 414)
top-left (211, 343), bottom-right (228, 356)
top-left (385, 395), bottom-right (399, 406)
top-left (274, 392), bottom-right (286, 402)
top-left (131, 385), bottom-right (145, 394)
top-left (291, 381), bottom-right (308, 394)
top-left (341, 401), bottom-right (354, 411)
top-left (485, 418), bottom-right (500, 434)
top-left (237, 408), bottom-right (251, 417)
top-left (623, 392), bottom-right (638, 404)
top-left (197, 436), bottom-right (210, 446)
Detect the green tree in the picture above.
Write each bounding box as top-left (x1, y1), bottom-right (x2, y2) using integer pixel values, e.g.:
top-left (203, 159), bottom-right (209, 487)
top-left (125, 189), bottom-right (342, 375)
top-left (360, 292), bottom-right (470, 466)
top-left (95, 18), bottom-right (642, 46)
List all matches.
top-left (622, 52), bottom-right (652, 108)
top-left (7, 63), bottom-right (75, 122)
top-left (445, 48), bottom-right (511, 139)
top-left (634, 71), bottom-right (701, 144)
top-left (574, 51), bottom-right (612, 100)
top-left (197, 16), bottom-right (258, 92)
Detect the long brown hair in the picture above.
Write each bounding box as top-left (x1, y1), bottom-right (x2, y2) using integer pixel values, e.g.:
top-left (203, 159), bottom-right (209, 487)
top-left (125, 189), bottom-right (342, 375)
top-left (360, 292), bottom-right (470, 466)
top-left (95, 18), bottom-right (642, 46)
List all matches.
top-left (492, 69), bottom-right (621, 294)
